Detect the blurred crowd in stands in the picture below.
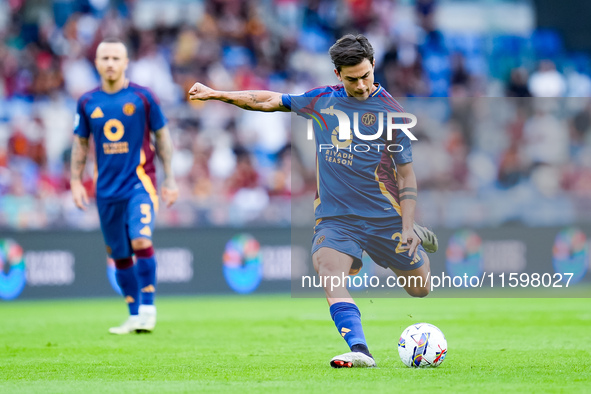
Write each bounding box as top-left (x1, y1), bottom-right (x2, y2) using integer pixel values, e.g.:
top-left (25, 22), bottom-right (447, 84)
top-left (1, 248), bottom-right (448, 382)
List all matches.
top-left (0, 0), bottom-right (590, 229)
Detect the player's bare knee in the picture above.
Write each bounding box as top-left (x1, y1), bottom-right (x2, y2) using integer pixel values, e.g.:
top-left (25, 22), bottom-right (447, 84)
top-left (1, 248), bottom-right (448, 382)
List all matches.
top-left (407, 286), bottom-right (430, 298)
top-left (131, 238), bottom-right (152, 251)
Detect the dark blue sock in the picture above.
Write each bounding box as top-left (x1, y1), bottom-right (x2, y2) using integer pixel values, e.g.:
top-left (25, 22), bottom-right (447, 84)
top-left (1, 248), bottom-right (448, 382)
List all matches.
top-left (135, 246), bottom-right (156, 305)
top-left (330, 302), bottom-right (369, 352)
top-left (114, 258), bottom-right (139, 315)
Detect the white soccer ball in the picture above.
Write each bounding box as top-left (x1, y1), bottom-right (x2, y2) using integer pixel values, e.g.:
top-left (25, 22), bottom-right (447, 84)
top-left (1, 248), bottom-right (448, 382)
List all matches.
top-left (398, 323), bottom-right (447, 368)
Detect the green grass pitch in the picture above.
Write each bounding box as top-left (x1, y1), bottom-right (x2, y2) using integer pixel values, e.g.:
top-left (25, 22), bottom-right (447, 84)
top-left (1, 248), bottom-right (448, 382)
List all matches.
top-left (1, 295), bottom-right (590, 393)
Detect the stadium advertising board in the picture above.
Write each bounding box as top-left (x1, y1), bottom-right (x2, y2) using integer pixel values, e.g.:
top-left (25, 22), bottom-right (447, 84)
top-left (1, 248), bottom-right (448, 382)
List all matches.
top-left (0, 228), bottom-right (293, 301)
top-left (1, 225), bottom-right (588, 301)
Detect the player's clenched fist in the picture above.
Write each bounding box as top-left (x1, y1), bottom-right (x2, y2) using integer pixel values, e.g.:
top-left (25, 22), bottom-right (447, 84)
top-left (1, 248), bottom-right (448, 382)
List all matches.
top-left (188, 83), bottom-right (215, 101)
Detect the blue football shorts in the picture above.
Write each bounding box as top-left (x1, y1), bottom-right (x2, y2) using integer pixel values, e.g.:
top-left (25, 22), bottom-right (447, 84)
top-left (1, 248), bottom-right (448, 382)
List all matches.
top-left (97, 188), bottom-right (156, 259)
top-left (311, 215), bottom-right (425, 271)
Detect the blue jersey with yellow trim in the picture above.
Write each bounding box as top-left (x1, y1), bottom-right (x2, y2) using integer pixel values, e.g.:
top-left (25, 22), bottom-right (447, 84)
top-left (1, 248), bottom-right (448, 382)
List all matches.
top-left (74, 82), bottom-right (166, 202)
top-left (282, 84), bottom-right (412, 219)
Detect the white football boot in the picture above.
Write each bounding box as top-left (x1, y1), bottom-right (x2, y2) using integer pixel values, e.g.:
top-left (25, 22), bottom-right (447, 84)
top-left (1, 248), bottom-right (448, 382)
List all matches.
top-left (137, 305), bottom-right (157, 333)
top-left (413, 223), bottom-right (439, 253)
top-left (109, 315), bottom-right (142, 335)
top-left (330, 352), bottom-right (376, 368)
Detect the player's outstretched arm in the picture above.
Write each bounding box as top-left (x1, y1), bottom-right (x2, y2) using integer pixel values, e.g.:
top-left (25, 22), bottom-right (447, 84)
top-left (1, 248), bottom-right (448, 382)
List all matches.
top-left (71, 135), bottom-right (90, 210)
top-left (188, 82), bottom-right (290, 112)
top-left (397, 162), bottom-right (420, 258)
top-left (154, 126), bottom-right (179, 208)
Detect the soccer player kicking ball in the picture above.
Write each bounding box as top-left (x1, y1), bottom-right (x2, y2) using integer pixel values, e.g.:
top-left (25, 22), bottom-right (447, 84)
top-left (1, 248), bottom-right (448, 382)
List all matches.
top-left (71, 38), bottom-right (178, 334)
top-left (189, 34), bottom-right (437, 367)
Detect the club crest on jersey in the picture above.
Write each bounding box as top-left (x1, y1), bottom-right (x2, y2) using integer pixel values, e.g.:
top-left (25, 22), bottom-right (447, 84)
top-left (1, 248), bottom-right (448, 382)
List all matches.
top-left (123, 103), bottom-right (136, 116)
top-left (361, 112), bottom-right (376, 126)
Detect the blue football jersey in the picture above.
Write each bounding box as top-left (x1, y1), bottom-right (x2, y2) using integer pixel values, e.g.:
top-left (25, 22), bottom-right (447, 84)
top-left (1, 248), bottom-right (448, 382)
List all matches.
top-left (282, 84), bottom-right (413, 220)
top-left (74, 82), bottom-right (166, 203)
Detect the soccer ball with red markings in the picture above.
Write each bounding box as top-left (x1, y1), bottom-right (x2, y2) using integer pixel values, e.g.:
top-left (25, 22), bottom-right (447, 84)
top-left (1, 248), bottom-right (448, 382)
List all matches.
top-left (398, 323), bottom-right (447, 368)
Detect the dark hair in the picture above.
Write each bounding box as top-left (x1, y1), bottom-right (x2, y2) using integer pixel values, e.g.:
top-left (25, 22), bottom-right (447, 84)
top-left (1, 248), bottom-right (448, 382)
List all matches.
top-left (329, 34), bottom-right (375, 72)
top-left (100, 37), bottom-right (125, 45)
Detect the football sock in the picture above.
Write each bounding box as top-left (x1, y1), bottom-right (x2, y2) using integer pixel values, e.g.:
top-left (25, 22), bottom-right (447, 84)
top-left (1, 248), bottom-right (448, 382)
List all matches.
top-left (351, 343), bottom-right (372, 357)
top-left (114, 257), bottom-right (139, 315)
top-left (135, 246), bottom-right (156, 305)
top-left (330, 302), bottom-right (372, 357)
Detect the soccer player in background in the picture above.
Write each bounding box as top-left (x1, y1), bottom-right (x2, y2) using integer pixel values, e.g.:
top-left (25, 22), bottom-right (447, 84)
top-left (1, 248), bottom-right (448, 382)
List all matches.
top-left (189, 34), bottom-right (437, 368)
top-left (71, 38), bottom-right (179, 334)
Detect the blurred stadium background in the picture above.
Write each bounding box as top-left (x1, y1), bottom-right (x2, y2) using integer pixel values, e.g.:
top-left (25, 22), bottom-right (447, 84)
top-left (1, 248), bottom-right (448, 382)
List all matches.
top-left (0, 0), bottom-right (590, 299)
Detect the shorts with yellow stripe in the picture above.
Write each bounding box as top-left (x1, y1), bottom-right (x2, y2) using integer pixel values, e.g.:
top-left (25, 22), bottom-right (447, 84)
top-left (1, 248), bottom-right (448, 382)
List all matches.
top-left (97, 185), bottom-right (156, 259)
top-left (311, 215), bottom-right (425, 272)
